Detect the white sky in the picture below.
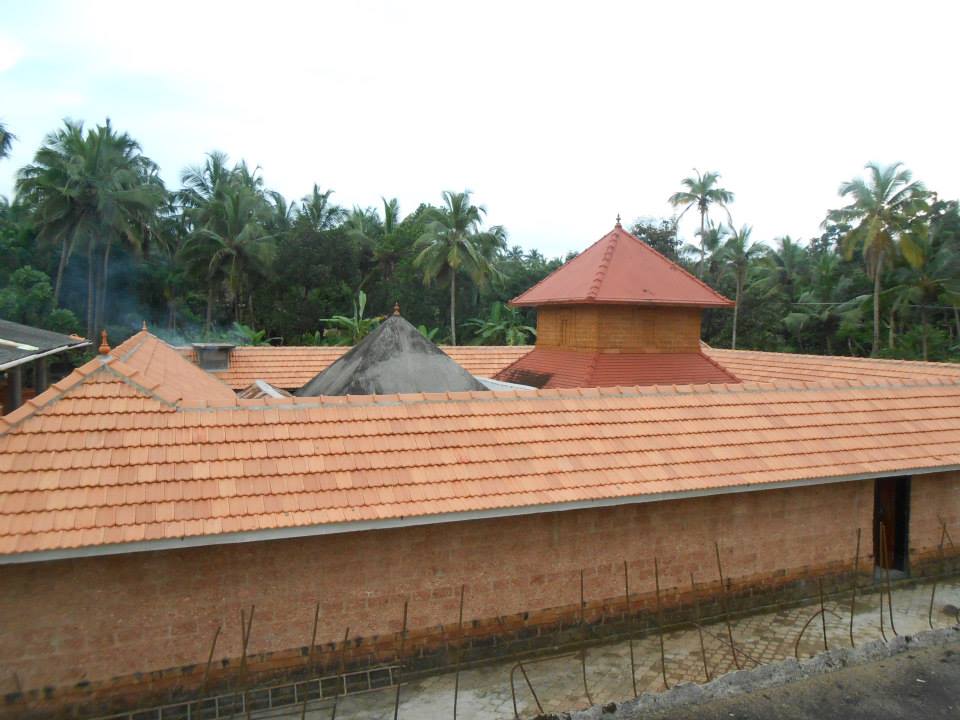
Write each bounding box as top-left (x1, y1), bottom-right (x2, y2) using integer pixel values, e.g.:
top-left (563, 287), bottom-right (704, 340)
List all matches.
top-left (1, 0), bottom-right (958, 257)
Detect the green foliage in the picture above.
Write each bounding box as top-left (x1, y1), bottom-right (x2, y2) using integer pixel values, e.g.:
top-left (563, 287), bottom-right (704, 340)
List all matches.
top-left (0, 121), bottom-right (15, 162)
top-left (319, 290), bottom-right (384, 345)
top-left (4, 118), bottom-right (960, 364)
top-left (230, 322), bottom-right (268, 346)
top-left (417, 324), bottom-right (442, 342)
top-left (668, 169), bottom-right (735, 276)
top-left (466, 303), bottom-right (536, 346)
top-left (631, 218), bottom-right (680, 261)
top-left (826, 162), bottom-right (929, 355)
top-left (15, 119), bottom-right (166, 339)
top-left (0, 266), bottom-right (80, 332)
top-left (413, 191), bottom-right (506, 345)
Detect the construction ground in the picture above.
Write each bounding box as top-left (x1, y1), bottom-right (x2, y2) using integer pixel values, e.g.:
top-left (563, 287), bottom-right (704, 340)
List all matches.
top-left (270, 576), bottom-right (960, 720)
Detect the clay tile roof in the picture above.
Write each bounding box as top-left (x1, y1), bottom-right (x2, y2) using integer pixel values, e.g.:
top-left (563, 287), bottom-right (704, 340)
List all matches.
top-left (494, 348), bottom-right (739, 389)
top-left (178, 343), bottom-right (960, 391)
top-left (705, 347), bottom-right (960, 384)
top-left (113, 331), bottom-right (238, 406)
top-left (511, 224), bottom-right (733, 307)
top-left (3, 341), bottom-right (960, 558)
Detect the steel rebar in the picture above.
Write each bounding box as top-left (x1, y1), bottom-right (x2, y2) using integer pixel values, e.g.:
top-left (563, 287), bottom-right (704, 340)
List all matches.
top-left (579, 569), bottom-right (593, 706)
top-left (849, 528), bottom-right (861, 648)
top-left (880, 523), bottom-right (898, 636)
top-left (453, 584), bottom-right (465, 720)
top-left (818, 578), bottom-right (828, 651)
top-left (714, 542), bottom-right (741, 670)
top-left (624, 561), bottom-right (638, 698)
top-left (301, 603), bottom-right (321, 720)
top-left (654, 557), bottom-right (670, 689)
top-left (393, 599), bottom-right (408, 720)
top-left (202, 624), bottom-right (221, 693)
top-left (329, 626), bottom-right (350, 720)
top-left (691, 572), bottom-right (710, 682)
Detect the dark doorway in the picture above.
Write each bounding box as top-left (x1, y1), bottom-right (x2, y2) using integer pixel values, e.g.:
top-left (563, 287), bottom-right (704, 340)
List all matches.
top-left (873, 476), bottom-right (911, 572)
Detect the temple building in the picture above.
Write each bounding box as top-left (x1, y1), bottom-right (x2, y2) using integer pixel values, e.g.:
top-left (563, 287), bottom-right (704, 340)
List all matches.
top-left (0, 224), bottom-right (958, 719)
top-left (494, 221), bottom-right (738, 387)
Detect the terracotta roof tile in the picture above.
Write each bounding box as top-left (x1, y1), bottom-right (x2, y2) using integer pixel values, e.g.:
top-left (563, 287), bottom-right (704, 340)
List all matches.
top-left (510, 225), bottom-right (732, 307)
top-left (494, 348), bottom-right (739, 388)
top-left (4, 332), bottom-right (960, 558)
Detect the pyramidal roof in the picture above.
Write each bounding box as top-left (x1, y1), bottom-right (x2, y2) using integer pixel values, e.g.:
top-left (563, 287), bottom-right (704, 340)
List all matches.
top-left (511, 223), bottom-right (733, 307)
top-left (298, 312), bottom-right (487, 396)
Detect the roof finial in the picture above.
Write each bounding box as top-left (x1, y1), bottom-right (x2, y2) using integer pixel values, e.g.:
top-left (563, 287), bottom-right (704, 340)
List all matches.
top-left (141, 320), bottom-right (148, 331)
top-left (615, 213), bottom-right (622, 228)
top-left (98, 329), bottom-right (110, 355)
top-left (393, 301), bottom-right (401, 316)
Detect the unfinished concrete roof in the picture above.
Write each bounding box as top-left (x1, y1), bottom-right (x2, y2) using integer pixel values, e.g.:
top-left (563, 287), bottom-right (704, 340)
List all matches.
top-left (297, 313), bottom-right (487, 396)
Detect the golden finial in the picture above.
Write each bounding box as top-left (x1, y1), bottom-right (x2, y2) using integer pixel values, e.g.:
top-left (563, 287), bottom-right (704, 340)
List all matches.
top-left (393, 302), bottom-right (401, 316)
top-left (98, 330), bottom-right (110, 355)
top-left (141, 320), bottom-right (148, 331)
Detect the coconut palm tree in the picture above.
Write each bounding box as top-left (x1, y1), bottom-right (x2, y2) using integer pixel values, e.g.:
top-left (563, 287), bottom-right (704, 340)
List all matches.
top-left (414, 191), bottom-right (505, 345)
top-left (753, 236), bottom-right (807, 300)
top-left (297, 184), bottom-right (346, 232)
top-left (683, 221), bottom-right (728, 284)
top-left (886, 228), bottom-right (960, 360)
top-left (183, 182), bottom-right (274, 327)
top-left (0, 122), bottom-right (15, 161)
top-left (721, 225), bottom-right (766, 350)
top-left (826, 162), bottom-right (928, 356)
top-left (16, 119), bottom-right (166, 337)
top-left (668, 170), bottom-right (735, 276)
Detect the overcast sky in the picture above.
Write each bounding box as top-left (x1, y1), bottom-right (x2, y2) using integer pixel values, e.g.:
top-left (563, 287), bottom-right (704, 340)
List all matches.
top-left (1, 1), bottom-right (958, 257)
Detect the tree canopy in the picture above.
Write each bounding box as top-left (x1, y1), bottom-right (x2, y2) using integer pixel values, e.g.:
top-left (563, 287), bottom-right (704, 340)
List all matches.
top-left (2, 119), bottom-right (960, 363)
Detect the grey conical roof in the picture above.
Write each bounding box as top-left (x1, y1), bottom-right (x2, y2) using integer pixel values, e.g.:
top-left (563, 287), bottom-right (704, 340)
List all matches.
top-left (297, 314), bottom-right (487, 396)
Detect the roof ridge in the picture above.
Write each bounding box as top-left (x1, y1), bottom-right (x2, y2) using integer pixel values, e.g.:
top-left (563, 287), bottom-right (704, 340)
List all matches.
top-left (587, 229), bottom-right (618, 299)
top-left (699, 349), bottom-right (741, 383)
top-left (510, 225), bottom-right (733, 308)
top-left (621, 227), bottom-right (731, 305)
top-left (0, 357), bottom-right (115, 435)
top-left (216, 375), bottom-right (960, 412)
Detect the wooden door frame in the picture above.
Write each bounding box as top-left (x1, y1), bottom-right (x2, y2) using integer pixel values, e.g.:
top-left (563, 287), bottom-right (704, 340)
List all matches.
top-left (873, 476), bottom-right (911, 573)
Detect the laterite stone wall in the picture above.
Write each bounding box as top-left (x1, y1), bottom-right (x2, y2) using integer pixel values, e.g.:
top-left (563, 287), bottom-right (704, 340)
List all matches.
top-left (1, 472), bottom-right (957, 718)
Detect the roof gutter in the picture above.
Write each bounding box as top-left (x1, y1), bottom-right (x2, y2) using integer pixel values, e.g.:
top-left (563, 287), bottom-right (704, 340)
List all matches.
top-left (0, 342), bottom-right (91, 372)
top-left (2, 463), bottom-right (958, 566)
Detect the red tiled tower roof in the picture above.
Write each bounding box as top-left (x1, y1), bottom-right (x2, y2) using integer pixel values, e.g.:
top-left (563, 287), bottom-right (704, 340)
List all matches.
top-left (495, 348), bottom-right (739, 389)
top-left (511, 223), bottom-right (733, 307)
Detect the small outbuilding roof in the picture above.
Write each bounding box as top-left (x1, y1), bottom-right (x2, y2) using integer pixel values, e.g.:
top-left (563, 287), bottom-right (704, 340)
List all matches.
top-left (0, 319), bottom-right (88, 370)
top-left (298, 312), bottom-right (487, 396)
top-left (510, 223), bottom-right (733, 307)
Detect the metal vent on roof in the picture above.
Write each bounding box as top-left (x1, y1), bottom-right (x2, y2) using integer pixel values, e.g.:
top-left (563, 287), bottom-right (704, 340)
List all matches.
top-left (192, 343), bottom-right (235, 372)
